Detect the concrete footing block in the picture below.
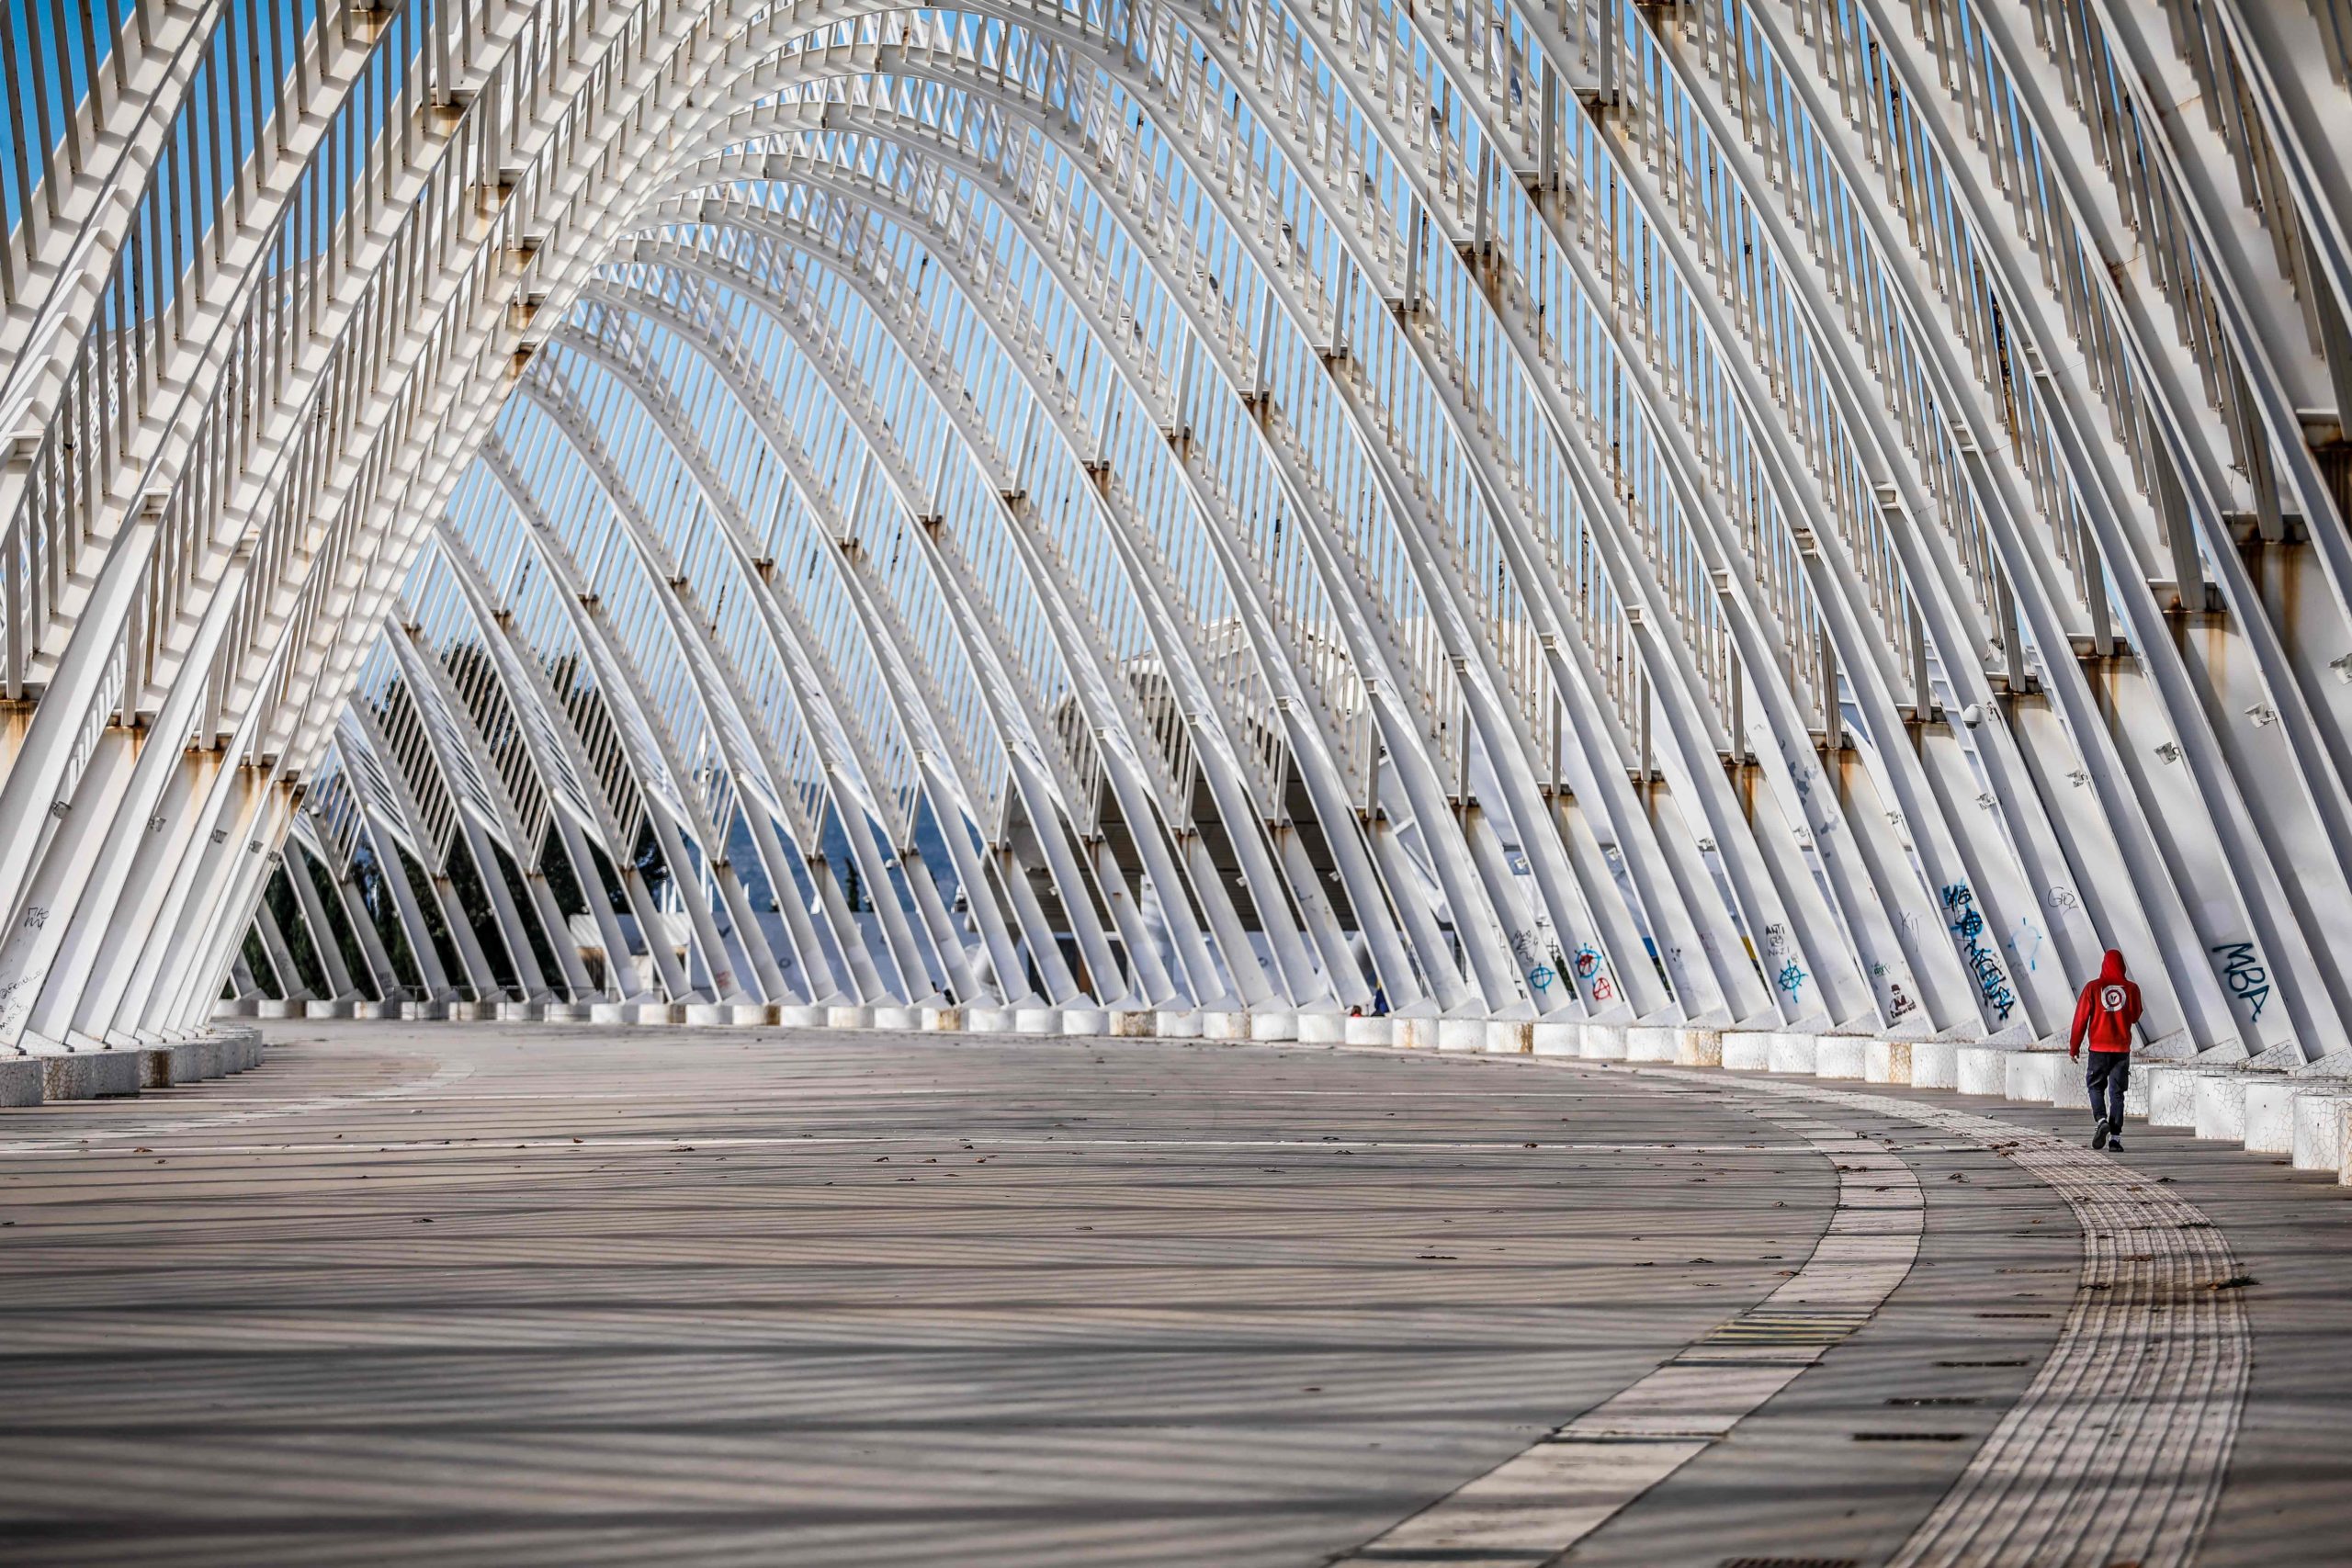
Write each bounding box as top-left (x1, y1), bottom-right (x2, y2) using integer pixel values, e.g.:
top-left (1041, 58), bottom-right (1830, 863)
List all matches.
top-left (1581, 1023), bottom-right (1629, 1061)
top-left (682, 1003), bottom-right (731, 1027)
top-left (919, 1005), bottom-right (965, 1032)
top-left (1060, 1008), bottom-right (1111, 1037)
top-left (1249, 1010), bottom-right (1298, 1042)
top-left (1111, 1010), bottom-right (1157, 1039)
top-left (306, 998), bottom-right (355, 1020)
top-left (255, 998), bottom-right (303, 1019)
top-left (2245, 1082), bottom-right (2300, 1154)
top-left (492, 1001), bottom-right (542, 1022)
top-left (1014, 1007), bottom-right (1063, 1035)
top-left (1865, 1040), bottom-right (1911, 1084)
top-left (873, 1006), bottom-right (924, 1032)
top-left (2196, 1074), bottom-right (2258, 1142)
top-left (1203, 1010), bottom-right (1250, 1042)
top-left (2145, 1065), bottom-right (2206, 1128)
top-left (1396, 1017), bottom-right (1439, 1049)
top-left (1815, 1037), bottom-right (1868, 1080)
top-left (1487, 1020), bottom-right (1533, 1055)
top-left (775, 1005), bottom-right (829, 1029)
top-left (2292, 1092), bottom-right (2352, 1172)
top-left (827, 1004), bottom-right (876, 1031)
top-left (1155, 1010), bottom-right (1204, 1039)
top-left (40, 1051), bottom-right (141, 1100)
top-left (2007, 1051), bottom-right (2069, 1105)
top-left (1768, 1033), bottom-right (1819, 1075)
top-left (1910, 1040), bottom-right (1962, 1089)
top-left (166, 1040), bottom-right (220, 1083)
top-left (1955, 1045), bottom-right (2009, 1097)
top-left (0, 1057), bottom-right (41, 1106)
top-left (539, 1002), bottom-right (593, 1022)
top-left (1675, 1028), bottom-right (1723, 1067)
top-left (1530, 1021), bottom-right (1579, 1056)
top-left (401, 1000), bottom-right (449, 1021)
top-left (1436, 1018), bottom-right (1486, 1052)
top-left (1295, 1012), bottom-right (1345, 1044)
top-left (590, 1002), bottom-right (632, 1025)
top-left (1345, 1016), bottom-right (1395, 1047)
top-left (1722, 1031), bottom-right (1773, 1071)
top-left (1625, 1026), bottom-right (1677, 1063)
top-left (137, 1046), bottom-right (175, 1089)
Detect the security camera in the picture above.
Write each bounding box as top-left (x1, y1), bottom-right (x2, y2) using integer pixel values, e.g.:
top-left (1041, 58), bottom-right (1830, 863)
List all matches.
top-left (1960, 704), bottom-right (1983, 728)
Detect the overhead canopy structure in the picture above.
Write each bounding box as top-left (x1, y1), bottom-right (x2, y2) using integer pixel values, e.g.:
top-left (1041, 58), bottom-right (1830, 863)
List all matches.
top-left (3, 0), bottom-right (2350, 1058)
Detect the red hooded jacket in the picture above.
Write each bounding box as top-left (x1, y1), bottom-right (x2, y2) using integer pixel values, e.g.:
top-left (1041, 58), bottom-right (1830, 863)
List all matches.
top-left (2070, 950), bottom-right (2143, 1056)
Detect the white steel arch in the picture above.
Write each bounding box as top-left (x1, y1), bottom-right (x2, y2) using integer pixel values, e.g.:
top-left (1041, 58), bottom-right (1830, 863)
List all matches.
top-left (3, 0), bottom-right (2350, 1065)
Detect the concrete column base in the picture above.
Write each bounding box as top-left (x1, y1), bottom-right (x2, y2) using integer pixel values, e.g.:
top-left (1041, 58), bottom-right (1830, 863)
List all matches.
top-left (2195, 1074), bottom-right (2258, 1141)
top-left (540, 1002), bottom-right (594, 1022)
top-left (776, 1005), bottom-right (830, 1028)
top-left (401, 1000), bottom-right (449, 1021)
top-left (1864, 1040), bottom-right (1910, 1084)
top-left (255, 999), bottom-right (304, 1019)
top-left (0, 1058), bottom-right (44, 1106)
top-left (1203, 1011), bottom-right (1250, 1042)
top-left (1295, 1012), bottom-right (1345, 1044)
top-left (1487, 1020), bottom-right (1533, 1055)
top-left (1581, 1024), bottom-right (1629, 1061)
top-left (1910, 1040), bottom-right (1962, 1089)
top-left (1955, 1045), bottom-right (2010, 1096)
top-left (1530, 1021), bottom-right (1580, 1056)
top-left (1155, 1010), bottom-right (1204, 1039)
top-left (872, 1006), bottom-right (924, 1032)
top-left (1815, 1038), bottom-right (1868, 1080)
top-left (2292, 1092), bottom-right (2352, 1171)
top-left (1721, 1031), bottom-right (1773, 1071)
top-left (137, 1046), bottom-right (175, 1089)
top-left (40, 1052), bottom-right (141, 1100)
top-left (1436, 1018), bottom-right (1486, 1052)
top-left (166, 1040), bottom-right (221, 1083)
top-left (919, 1006), bottom-right (966, 1032)
top-left (1060, 1009), bottom-right (1111, 1036)
top-left (1248, 1011), bottom-right (1298, 1043)
top-left (1110, 1010), bottom-right (1157, 1038)
top-left (305, 999), bottom-right (356, 1020)
top-left (2145, 1064), bottom-right (2207, 1127)
top-left (2245, 1082), bottom-right (2300, 1154)
top-left (827, 1005), bottom-right (876, 1031)
top-left (1675, 1029), bottom-right (1723, 1067)
top-left (1625, 1026), bottom-right (1677, 1063)
top-left (1344, 1016), bottom-right (1394, 1047)
top-left (2005, 1051), bottom-right (2068, 1105)
top-left (1396, 1017), bottom-right (1439, 1049)
top-left (1768, 1033), bottom-right (1819, 1075)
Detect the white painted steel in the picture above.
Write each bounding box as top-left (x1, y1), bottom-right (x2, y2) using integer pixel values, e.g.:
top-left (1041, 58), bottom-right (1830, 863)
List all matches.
top-left (0, 0), bottom-right (2345, 1069)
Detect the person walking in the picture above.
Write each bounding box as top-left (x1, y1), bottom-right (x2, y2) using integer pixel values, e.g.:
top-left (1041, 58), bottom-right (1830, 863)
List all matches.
top-left (2070, 948), bottom-right (2143, 1151)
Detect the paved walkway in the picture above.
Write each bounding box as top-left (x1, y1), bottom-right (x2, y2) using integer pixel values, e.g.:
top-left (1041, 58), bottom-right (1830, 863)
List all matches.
top-left (0, 1024), bottom-right (2345, 1566)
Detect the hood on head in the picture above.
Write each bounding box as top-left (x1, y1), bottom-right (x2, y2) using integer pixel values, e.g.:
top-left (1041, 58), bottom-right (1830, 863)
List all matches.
top-left (2099, 949), bottom-right (2126, 982)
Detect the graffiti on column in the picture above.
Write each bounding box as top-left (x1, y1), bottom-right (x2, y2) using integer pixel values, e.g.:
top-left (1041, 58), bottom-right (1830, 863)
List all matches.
top-left (1572, 943), bottom-right (1612, 1003)
top-left (2211, 942), bottom-right (2271, 1022)
top-left (1941, 883), bottom-right (2016, 1021)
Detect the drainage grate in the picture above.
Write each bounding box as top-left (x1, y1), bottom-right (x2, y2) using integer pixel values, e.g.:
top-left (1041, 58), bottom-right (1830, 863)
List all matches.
top-left (1853, 1431), bottom-right (1971, 1442)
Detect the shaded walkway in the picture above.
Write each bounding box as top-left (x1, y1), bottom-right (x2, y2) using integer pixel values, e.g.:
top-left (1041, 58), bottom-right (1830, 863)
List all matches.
top-left (0, 1026), bottom-right (2344, 1565)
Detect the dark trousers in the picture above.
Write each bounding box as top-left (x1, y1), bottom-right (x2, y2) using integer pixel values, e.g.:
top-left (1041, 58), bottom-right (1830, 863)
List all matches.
top-left (2086, 1051), bottom-right (2130, 1125)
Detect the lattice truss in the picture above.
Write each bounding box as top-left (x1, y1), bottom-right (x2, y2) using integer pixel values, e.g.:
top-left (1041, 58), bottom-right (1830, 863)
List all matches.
top-left (1, 0), bottom-right (2348, 1055)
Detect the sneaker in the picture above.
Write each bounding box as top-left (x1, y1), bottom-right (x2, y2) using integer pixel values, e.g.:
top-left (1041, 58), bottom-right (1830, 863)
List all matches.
top-left (2108, 1134), bottom-right (2125, 1153)
top-left (2092, 1119), bottom-right (2110, 1150)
